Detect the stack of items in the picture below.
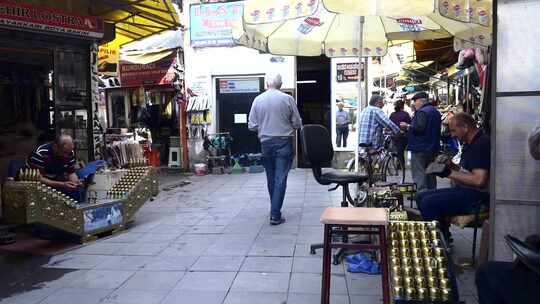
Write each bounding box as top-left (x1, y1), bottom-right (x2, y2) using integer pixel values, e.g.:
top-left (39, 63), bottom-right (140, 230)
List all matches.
top-left (107, 139), bottom-right (145, 168)
top-left (388, 221), bottom-right (454, 303)
top-left (107, 166), bottom-right (149, 199)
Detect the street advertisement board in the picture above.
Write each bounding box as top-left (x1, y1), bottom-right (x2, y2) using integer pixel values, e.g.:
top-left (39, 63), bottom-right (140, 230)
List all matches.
top-left (84, 203), bottom-right (123, 233)
top-left (190, 2), bottom-right (243, 48)
top-left (219, 78), bottom-right (260, 94)
top-left (119, 55), bottom-right (177, 87)
top-left (0, 0), bottom-right (104, 38)
top-left (336, 62), bottom-right (364, 83)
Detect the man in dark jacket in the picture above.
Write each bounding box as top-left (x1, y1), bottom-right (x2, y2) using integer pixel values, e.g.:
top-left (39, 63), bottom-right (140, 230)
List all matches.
top-left (400, 92), bottom-right (441, 192)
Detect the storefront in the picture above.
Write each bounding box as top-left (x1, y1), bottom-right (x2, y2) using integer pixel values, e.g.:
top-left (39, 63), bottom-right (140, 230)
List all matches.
top-left (0, 0), bottom-right (105, 181)
top-left (103, 52), bottom-right (182, 166)
top-left (184, 0), bottom-right (296, 166)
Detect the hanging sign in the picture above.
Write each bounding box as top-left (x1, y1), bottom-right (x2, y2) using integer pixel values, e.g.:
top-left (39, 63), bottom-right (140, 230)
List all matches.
top-left (336, 63), bottom-right (364, 83)
top-left (119, 55), bottom-right (177, 87)
top-left (190, 2), bottom-right (243, 48)
top-left (219, 79), bottom-right (260, 94)
top-left (0, 0), bottom-right (104, 38)
top-left (98, 43), bottom-right (120, 76)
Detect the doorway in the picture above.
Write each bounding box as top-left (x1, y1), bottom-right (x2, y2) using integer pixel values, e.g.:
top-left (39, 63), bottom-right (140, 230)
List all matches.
top-left (296, 56), bottom-right (331, 167)
top-left (215, 76), bottom-right (264, 156)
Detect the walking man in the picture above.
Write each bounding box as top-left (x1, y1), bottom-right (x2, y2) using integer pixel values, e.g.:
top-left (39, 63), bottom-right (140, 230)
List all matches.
top-left (248, 72), bottom-right (302, 225)
top-left (400, 92), bottom-right (441, 192)
top-left (336, 102), bottom-right (351, 147)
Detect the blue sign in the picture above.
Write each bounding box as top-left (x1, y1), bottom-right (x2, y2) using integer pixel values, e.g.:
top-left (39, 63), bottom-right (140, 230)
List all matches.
top-left (190, 2), bottom-right (243, 48)
top-left (84, 203), bottom-right (123, 233)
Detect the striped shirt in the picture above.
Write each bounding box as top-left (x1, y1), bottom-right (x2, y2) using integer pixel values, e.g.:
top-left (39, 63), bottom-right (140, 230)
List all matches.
top-left (358, 105), bottom-right (401, 149)
top-left (26, 143), bottom-right (76, 180)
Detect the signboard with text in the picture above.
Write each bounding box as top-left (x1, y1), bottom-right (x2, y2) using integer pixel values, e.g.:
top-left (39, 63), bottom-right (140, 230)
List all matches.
top-left (84, 203), bottom-right (123, 233)
top-left (0, 0), bottom-right (104, 39)
top-left (119, 55), bottom-right (177, 87)
top-left (336, 62), bottom-right (364, 82)
top-left (219, 79), bottom-right (260, 93)
top-left (190, 2), bottom-right (243, 48)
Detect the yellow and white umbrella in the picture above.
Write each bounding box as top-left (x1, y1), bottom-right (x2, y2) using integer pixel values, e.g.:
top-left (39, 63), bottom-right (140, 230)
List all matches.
top-left (234, 2), bottom-right (491, 58)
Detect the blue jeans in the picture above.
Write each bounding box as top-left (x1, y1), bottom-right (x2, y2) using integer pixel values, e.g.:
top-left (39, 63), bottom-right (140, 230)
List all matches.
top-left (261, 137), bottom-right (294, 220)
top-left (410, 152), bottom-right (437, 193)
top-left (416, 187), bottom-right (489, 221)
top-left (336, 126), bottom-right (349, 147)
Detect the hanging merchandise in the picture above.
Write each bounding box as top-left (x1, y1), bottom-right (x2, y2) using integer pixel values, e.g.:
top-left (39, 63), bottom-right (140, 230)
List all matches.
top-left (187, 95), bottom-right (212, 140)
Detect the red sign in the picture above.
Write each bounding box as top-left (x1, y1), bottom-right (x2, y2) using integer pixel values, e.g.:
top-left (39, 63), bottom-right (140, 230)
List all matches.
top-left (0, 0), bottom-right (104, 38)
top-left (119, 55), bottom-right (177, 87)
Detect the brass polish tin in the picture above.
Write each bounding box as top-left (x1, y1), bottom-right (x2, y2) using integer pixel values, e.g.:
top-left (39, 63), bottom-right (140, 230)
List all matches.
top-left (411, 248), bottom-right (422, 258)
top-left (400, 239), bottom-right (410, 248)
top-left (417, 287), bottom-right (428, 300)
top-left (408, 231), bottom-right (418, 239)
top-left (418, 230), bottom-right (429, 240)
top-left (390, 248), bottom-right (399, 257)
top-left (401, 248), bottom-right (410, 257)
top-left (424, 257), bottom-right (437, 269)
top-left (420, 238), bottom-right (431, 247)
top-left (403, 266), bottom-right (413, 277)
top-left (439, 278), bottom-right (450, 289)
top-left (422, 247), bottom-right (433, 257)
top-left (414, 266), bottom-right (425, 277)
top-left (391, 240), bottom-right (400, 248)
top-left (434, 247), bottom-right (445, 257)
top-left (441, 288), bottom-right (451, 301)
top-left (438, 268), bottom-right (448, 279)
top-left (429, 287), bottom-right (440, 300)
top-left (415, 276), bottom-right (427, 288)
top-left (412, 257), bottom-right (423, 267)
top-left (392, 275), bottom-right (402, 286)
top-left (393, 286), bottom-right (404, 298)
top-left (401, 257), bottom-right (412, 267)
top-left (430, 230), bottom-right (439, 240)
top-left (436, 257), bottom-right (447, 268)
top-left (398, 231), bottom-right (408, 240)
top-left (403, 277), bottom-right (414, 288)
top-left (406, 222), bottom-right (416, 231)
top-left (410, 239), bottom-right (420, 248)
top-left (392, 265), bottom-right (402, 275)
top-left (427, 276), bottom-right (438, 288)
top-left (425, 266), bottom-right (436, 277)
top-left (405, 288), bottom-right (416, 300)
top-left (390, 257), bottom-right (400, 267)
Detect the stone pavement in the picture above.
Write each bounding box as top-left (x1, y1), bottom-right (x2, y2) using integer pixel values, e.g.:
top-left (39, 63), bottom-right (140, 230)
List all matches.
top-left (0, 169), bottom-right (480, 304)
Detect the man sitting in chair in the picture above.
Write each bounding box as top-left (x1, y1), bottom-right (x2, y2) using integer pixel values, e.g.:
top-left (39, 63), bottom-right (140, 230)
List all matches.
top-left (417, 112), bottom-right (490, 241)
top-left (26, 134), bottom-right (84, 202)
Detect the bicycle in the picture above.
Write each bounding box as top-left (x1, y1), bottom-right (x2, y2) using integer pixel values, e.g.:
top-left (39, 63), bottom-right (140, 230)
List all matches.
top-left (346, 134), bottom-right (406, 185)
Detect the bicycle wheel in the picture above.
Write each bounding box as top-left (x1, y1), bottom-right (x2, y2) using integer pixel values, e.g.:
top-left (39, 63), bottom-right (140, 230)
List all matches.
top-left (383, 154), bottom-right (405, 184)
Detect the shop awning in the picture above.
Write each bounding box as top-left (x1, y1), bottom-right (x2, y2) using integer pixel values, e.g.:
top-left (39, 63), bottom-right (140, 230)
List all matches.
top-left (92, 0), bottom-right (181, 48)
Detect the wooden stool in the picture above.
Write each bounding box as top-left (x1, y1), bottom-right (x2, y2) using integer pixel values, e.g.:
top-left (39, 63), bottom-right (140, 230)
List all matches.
top-left (320, 207), bottom-right (390, 304)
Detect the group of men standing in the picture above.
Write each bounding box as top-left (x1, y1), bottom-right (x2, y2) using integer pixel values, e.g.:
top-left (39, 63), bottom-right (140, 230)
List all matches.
top-left (248, 73), bottom-right (489, 244)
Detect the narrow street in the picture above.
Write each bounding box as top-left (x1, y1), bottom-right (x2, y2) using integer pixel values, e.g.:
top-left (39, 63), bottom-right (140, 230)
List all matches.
top-left (1, 170), bottom-right (479, 304)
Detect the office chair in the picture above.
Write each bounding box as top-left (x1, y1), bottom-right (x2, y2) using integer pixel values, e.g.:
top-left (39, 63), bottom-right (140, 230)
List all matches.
top-left (300, 125), bottom-right (369, 263)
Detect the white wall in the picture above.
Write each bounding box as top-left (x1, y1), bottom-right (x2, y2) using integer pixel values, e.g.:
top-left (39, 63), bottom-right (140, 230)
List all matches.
top-left (183, 1), bottom-right (296, 135)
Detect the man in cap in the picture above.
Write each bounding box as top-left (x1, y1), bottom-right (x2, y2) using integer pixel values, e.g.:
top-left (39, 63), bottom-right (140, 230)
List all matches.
top-left (249, 72), bottom-right (302, 225)
top-left (358, 94), bottom-right (401, 149)
top-left (400, 92), bottom-right (441, 192)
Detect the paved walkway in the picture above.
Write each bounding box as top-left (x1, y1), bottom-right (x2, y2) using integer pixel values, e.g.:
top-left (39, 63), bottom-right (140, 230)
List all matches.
top-left (0, 170), bottom-right (479, 304)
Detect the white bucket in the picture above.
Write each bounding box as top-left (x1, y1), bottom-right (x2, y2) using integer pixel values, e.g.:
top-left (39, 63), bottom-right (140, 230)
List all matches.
top-left (194, 163), bottom-right (207, 176)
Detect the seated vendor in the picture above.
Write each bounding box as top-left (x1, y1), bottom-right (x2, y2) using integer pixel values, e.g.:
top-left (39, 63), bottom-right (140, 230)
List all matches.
top-left (416, 112), bottom-right (490, 241)
top-left (26, 135), bottom-right (84, 202)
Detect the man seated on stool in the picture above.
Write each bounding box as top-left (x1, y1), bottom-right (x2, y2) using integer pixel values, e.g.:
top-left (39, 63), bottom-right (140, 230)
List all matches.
top-left (416, 112), bottom-right (490, 242)
top-left (26, 134), bottom-right (84, 202)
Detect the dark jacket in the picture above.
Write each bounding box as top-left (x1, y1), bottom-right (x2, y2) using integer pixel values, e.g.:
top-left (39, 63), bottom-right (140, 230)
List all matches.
top-left (407, 103), bottom-right (441, 153)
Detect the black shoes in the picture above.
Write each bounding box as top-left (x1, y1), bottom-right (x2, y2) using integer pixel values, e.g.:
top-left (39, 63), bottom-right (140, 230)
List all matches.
top-left (270, 217), bottom-right (286, 225)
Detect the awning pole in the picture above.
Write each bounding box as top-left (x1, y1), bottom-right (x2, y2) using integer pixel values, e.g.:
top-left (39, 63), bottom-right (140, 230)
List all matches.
top-left (354, 16), bottom-right (365, 173)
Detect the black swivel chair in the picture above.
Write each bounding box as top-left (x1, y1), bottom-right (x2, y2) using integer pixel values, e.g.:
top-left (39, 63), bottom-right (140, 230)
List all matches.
top-left (300, 125), bottom-right (370, 262)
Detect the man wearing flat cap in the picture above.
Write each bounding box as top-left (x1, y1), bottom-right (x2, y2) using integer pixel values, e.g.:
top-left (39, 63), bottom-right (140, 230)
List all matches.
top-left (400, 92), bottom-right (441, 192)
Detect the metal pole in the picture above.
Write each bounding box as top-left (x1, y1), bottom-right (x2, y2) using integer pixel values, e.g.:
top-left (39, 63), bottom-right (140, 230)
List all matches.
top-left (354, 16), bottom-right (365, 173)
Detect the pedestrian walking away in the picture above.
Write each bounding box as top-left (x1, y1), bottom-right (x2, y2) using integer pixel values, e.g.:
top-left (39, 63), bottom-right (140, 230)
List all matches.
top-left (400, 92), bottom-right (441, 193)
top-left (248, 72), bottom-right (302, 225)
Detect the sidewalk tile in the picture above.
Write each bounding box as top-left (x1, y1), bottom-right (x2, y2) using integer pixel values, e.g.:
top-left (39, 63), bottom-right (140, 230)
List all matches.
top-left (223, 292), bottom-right (286, 304)
top-left (190, 256), bottom-right (245, 272)
top-left (230, 272), bottom-right (290, 293)
top-left (174, 272), bottom-right (236, 291)
top-left (161, 290), bottom-right (226, 304)
top-left (120, 271), bottom-right (185, 291)
top-left (240, 257), bottom-right (293, 273)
